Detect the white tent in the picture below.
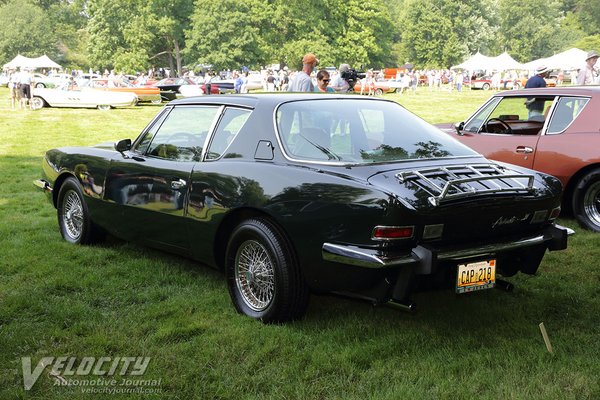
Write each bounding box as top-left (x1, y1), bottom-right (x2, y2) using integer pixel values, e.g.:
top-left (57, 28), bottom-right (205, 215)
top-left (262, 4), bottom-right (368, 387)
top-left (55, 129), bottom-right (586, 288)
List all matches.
top-left (2, 54), bottom-right (62, 70)
top-left (451, 52), bottom-right (523, 71)
top-left (489, 52), bottom-right (524, 70)
top-left (450, 52), bottom-right (493, 70)
top-left (524, 48), bottom-right (587, 71)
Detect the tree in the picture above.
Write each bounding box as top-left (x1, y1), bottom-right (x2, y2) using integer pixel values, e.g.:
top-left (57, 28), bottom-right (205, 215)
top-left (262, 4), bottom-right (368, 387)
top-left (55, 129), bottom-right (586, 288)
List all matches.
top-left (0, 0), bottom-right (59, 65)
top-left (87, 0), bottom-right (192, 75)
top-left (395, 0), bottom-right (496, 68)
top-left (496, 0), bottom-right (564, 62)
top-left (185, 0), bottom-right (266, 71)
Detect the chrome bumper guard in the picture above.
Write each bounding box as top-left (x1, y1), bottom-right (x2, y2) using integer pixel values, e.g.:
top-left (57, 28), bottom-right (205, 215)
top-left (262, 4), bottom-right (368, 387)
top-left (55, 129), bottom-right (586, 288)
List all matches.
top-left (322, 224), bottom-right (574, 269)
top-left (33, 179), bottom-right (53, 194)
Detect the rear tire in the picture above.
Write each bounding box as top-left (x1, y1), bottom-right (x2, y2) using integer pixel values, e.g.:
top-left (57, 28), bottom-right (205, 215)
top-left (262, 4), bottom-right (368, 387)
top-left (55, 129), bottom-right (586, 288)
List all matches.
top-left (57, 177), bottom-right (105, 244)
top-left (97, 104), bottom-right (111, 111)
top-left (35, 83), bottom-right (45, 88)
top-left (482, 83), bottom-right (490, 90)
top-left (374, 88), bottom-right (383, 96)
top-left (572, 169), bottom-right (600, 232)
top-left (226, 218), bottom-right (309, 323)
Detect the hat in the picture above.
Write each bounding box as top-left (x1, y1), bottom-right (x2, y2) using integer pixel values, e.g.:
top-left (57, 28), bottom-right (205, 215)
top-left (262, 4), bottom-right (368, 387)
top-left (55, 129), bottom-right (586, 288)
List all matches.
top-left (586, 50), bottom-right (599, 61)
top-left (302, 53), bottom-right (318, 65)
top-left (535, 65), bottom-right (549, 75)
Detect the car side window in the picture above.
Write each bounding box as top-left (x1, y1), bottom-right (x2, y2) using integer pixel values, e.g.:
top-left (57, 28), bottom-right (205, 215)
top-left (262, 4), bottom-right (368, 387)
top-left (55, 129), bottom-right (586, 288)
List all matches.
top-left (463, 98), bottom-right (501, 132)
top-left (145, 106), bottom-right (220, 162)
top-left (206, 108), bottom-right (251, 160)
top-left (547, 97), bottom-right (589, 135)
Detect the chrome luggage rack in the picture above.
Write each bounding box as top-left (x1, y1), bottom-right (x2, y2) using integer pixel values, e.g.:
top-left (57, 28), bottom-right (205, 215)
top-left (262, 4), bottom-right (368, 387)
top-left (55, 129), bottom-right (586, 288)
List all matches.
top-left (396, 164), bottom-right (536, 206)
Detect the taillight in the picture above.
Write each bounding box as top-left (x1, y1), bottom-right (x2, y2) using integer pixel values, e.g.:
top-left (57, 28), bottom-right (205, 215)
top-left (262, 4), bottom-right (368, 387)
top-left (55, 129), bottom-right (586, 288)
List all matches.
top-left (372, 226), bottom-right (414, 240)
top-left (549, 207), bottom-right (561, 220)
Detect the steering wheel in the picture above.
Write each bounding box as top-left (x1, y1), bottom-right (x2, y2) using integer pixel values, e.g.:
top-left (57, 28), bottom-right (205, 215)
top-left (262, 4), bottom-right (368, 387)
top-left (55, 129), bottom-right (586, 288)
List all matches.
top-left (485, 118), bottom-right (513, 134)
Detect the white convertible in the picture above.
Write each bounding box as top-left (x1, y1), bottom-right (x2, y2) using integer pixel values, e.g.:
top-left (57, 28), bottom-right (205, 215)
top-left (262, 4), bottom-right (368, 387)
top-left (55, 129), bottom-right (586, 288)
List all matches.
top-left (31, 83), bottom-right (138, 110)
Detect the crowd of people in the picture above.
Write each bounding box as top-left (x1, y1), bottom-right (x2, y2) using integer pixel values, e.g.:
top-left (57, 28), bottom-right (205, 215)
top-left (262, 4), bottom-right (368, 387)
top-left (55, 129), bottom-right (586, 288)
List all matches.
top-left (4, 50), bottom-right (599, 110)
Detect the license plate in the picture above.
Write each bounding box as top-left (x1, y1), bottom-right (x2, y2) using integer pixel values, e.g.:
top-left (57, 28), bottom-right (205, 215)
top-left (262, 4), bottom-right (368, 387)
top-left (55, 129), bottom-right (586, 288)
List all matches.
top-left (456, 260), bottom-right (496, 293)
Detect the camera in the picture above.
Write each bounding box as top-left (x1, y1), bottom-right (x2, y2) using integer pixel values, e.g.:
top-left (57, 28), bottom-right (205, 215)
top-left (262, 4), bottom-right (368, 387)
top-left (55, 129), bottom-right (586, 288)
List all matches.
top-left (340, 68), bottom-right (365, 90)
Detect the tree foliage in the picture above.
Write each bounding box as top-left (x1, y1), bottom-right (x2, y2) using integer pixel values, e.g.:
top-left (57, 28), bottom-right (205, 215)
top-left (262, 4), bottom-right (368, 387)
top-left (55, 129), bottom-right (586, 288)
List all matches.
top-left (0, 0), bottom-right (598, 72)
top-left (0, 0), bottom-right (59, 63)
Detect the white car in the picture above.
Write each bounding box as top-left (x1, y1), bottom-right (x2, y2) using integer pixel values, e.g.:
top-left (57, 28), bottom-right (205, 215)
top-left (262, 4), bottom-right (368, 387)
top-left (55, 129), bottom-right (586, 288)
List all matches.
top-left (31, 83), bottom-right (138, 110)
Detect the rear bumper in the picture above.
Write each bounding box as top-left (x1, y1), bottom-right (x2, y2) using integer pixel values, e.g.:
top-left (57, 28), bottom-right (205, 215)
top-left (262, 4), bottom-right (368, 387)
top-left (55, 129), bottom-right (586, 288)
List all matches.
top-left (322, 224), bottom-right (574, 270)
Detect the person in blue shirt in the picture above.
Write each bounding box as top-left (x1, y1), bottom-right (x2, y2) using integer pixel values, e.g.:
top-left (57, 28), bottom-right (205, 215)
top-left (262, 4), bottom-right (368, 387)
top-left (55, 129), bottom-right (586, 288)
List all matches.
top-left (525, 66), bottom-right (548, 88)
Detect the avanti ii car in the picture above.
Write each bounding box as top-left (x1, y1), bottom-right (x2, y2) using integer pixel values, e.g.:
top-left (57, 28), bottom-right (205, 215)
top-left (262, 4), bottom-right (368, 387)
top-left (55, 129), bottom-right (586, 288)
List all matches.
top-left (35, 94), bottom-right (572, 322)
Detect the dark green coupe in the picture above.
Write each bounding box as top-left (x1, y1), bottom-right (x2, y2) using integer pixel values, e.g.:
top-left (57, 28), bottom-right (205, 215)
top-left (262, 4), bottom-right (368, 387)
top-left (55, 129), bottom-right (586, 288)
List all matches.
top-left (35, 94), bottom-right (573, 322)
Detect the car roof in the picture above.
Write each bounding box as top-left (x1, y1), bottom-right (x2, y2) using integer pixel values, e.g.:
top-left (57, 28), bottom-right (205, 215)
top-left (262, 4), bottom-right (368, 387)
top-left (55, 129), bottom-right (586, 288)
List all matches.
top-left (168, 93), bottom-right (392, 109)
top-left (495, 86), bottom-right (600, 97)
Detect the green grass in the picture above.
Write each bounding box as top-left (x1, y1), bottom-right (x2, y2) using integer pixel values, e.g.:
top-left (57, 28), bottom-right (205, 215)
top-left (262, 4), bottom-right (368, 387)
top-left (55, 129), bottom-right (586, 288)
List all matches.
top-left (1, 87), bottom-right (599, 399)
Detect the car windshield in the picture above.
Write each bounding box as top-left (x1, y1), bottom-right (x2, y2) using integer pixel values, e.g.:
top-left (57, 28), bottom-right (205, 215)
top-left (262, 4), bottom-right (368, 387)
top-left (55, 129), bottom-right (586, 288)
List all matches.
top-left (276, 99), bottom-right (477, 164)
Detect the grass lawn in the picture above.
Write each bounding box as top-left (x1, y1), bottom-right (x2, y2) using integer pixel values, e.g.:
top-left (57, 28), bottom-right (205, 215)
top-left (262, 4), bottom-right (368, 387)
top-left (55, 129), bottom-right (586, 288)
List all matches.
top-left (1, 87), bottom-right (599, 399)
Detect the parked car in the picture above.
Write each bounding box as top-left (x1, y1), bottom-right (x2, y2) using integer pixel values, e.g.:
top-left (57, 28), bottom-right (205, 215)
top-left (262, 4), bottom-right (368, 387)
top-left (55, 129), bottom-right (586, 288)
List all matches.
top-left (85, 78), bottom-right (162, 103)
top-left (471, 75), bottom-right (556, 90)
top-left (31, 82), bottom-right (138, 110)
top-left (352, 80), bottom-right (395, 95)
top-left (34, 94), bottom-right (572, 322)
top-left (154, 77), bottom-right (196, 101)
top-left (178, 83), bottom-right (221, 96)
top-left (438, 86), bottom-right (600, 231)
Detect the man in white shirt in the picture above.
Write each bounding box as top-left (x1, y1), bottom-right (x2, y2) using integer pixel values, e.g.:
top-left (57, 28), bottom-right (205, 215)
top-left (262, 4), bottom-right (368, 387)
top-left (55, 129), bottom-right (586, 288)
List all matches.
top-left (287, 53), bottom-right (318, 92)
top-left (576, 50), bottom-right (598, 85)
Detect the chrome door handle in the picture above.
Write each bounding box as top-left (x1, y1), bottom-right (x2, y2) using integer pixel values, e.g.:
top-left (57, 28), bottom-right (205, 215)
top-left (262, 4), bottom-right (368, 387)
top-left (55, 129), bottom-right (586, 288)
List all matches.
top-left (171, 179), bottom-right (187, 190)
top-left (516, 146), bottom-right (533, 154)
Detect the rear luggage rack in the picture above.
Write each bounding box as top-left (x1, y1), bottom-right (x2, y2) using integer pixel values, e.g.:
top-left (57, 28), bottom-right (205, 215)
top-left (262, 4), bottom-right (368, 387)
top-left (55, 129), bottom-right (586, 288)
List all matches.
top-left (396, 164), bottom-right (535, 206)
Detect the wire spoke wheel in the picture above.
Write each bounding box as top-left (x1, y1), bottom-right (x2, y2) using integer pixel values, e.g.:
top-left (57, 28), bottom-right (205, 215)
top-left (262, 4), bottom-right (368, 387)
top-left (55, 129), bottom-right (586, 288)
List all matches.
top-left (61, 190), bottom-right (84, 240)
top-left (234, 240), bottom-right (275, 311)
top-left (583, 181), bottom-right (600, 228)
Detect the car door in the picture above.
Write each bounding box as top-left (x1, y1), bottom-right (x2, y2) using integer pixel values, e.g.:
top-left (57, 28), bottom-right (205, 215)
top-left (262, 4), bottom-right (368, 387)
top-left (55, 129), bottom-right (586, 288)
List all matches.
top-left (104, 105), bottom-right (222, 252)
top-left (456, 96), bottom-right (555, 169)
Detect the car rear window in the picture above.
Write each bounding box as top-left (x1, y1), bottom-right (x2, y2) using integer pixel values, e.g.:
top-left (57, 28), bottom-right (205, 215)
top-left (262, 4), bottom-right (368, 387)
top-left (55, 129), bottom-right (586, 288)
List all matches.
top-left (276, 99), bottom-right (477, 164)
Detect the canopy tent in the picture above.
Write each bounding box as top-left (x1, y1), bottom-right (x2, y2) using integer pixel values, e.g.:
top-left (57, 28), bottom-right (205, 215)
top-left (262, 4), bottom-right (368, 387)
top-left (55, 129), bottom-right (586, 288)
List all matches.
top-left (3, 54), bottom-right (62, 70)
top-left (451, 52), bottom-right (523, 71)
top-left (523, 48), bottom-right (587, 71)
top-left (489, 52), bottom-right (524, 70)
top-left (450, 52), bottom-right (493, 70)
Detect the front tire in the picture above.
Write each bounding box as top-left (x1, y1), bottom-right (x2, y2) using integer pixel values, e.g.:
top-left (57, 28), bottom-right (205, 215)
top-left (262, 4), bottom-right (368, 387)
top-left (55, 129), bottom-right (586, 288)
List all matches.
top-left (36, 83), bottom-right (45, 88)
top-left (57, 177), bottom-right (104, 244)
top-left (97, 104), bottom-right (111, 111)
top-left (572, 169), bottom-right (600, 232)
top-left (30, 97), bottom-right (46, 110)
top-left (226, 218), bottom-right (309, 323)
top-left (374, 88), bottom-right (384, 96)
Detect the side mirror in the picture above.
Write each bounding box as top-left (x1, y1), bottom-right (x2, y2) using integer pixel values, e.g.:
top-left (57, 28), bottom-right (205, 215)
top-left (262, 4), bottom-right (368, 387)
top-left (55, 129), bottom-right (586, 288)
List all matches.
top-left (114, 138), bottom-right (132, 153)
top-left (453, 122), bottom-right (465, 135)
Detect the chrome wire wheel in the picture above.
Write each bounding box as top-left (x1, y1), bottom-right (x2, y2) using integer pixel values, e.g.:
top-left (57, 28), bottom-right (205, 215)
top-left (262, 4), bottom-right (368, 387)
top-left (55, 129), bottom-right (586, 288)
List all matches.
top-left (583, 181), bottom-right (600, 227)
top-left (61, 190), bottom-right (84, 241)
top-left (234, 239), bottom-right (275, 312)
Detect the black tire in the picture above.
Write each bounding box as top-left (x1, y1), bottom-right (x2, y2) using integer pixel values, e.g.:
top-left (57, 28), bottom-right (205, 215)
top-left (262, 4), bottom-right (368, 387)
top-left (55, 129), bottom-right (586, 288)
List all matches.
top-left (226, 218), bottom-right (309, 323)
top-left (572, 169), bottom-right (600, 232)
top-left (57, 177), bottom-right (104, 244)
top-left (35, 82), bottom-right (45, 88)
top-left (482, 83), bottom-right (490, 90)
top-left (374, 88), bottom-right (384, 96)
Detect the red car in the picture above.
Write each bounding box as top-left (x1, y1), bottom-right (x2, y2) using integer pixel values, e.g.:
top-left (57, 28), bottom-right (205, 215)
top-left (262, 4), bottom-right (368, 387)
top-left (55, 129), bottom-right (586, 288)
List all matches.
top-left (438, 87), bottom-right (600, 231)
